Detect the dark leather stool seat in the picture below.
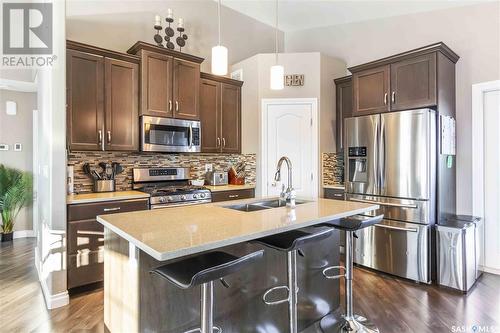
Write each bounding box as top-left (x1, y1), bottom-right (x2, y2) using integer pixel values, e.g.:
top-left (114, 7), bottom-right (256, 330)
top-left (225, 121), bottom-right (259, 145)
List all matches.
top-left (151, 250), bottom-right (263, 333)
top-left (256, 228), bottom-right (333, 252)
top-left (152, 250), bottom-right (263, 289)
top-left (256, 228), bottom-right (333, 333)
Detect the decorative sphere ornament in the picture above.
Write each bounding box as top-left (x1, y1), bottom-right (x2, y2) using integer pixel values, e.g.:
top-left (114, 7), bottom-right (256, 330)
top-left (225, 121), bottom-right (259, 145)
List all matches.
top-left (176, 36), bottom-right (186, 47)
top-left (183, 34), bottom-right (188, 40)
top-left (154, 34), bottom-right (163, 44)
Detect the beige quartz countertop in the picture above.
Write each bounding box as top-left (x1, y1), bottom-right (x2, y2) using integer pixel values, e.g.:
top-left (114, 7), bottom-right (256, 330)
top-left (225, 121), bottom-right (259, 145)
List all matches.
top-left (204, 184), bottom-right (256, 192)
top-left (323, 184), bottom-right (345, 190)
top-left (97, 197), bottom-right (378, 261)
top-left (67, 190), bottom-right (150, 205)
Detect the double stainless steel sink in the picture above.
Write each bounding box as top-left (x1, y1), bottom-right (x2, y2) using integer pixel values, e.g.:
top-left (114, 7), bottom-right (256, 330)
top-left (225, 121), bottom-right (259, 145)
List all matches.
top-left (224, 199), bottom-right (309, 212)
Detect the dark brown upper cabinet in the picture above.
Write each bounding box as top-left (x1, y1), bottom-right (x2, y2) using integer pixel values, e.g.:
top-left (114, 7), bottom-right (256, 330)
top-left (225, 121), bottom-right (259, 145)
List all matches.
top-left (66, 41), bottom-right (140, 151)
top-left (390, 53), bottom-right (436, 111)
top-left (141, 50), bottom-right (173, 117)
top-left (128, 42), bottom-right (204, 121)
top-left (352, 65), bottom-right (390, 115)
top-left (334, 76), bottom-right (352, 152)
top-left (348, 42), bottom-right (459, 116)
top-left (199, 73), bottom-right (243, 154)
top-left (173, 59), bottom-right (200, 120)
top-left (67, 49), bottom-right (104, 151)
top-left (104, 58), bottom-right (139, 151)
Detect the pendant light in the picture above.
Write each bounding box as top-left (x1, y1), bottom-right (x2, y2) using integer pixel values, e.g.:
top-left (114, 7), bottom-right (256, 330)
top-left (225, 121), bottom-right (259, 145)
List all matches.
top-left (270, 0), bottom-right (284, 90)
top-left (212, 0), bottom-right (228, 75)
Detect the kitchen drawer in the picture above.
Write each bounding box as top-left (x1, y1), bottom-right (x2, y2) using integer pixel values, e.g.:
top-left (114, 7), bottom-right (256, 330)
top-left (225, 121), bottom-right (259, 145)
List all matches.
top-left (67, 219), bottom-right (104, 255)
top-left (211, 189), bottom-right (255, 202)
top-left (324, 188), bottom-right (345, 200)
top-left (68, 198), bottom-right (149, 221)
top-left (67, 249), bottom-right (104, 289)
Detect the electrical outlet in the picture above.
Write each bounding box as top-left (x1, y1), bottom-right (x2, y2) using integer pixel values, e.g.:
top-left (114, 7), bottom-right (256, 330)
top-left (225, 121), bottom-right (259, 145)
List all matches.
top-left (0, 143), bottom-right (8, 151)
top-left (205, 164), bottom-right (213, 172)
top-left (14, 143), bottom-right (22, 151)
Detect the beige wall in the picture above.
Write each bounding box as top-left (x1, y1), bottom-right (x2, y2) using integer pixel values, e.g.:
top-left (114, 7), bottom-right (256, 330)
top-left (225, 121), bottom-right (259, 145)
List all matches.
top-left (231, 52), bottom-right (346, 195)
top-left (0, 90), bottom-right (36, 231)
top-left (285, 2), bottom-right (500, 214)
top-left (66, 0), bottom-right (284, 73)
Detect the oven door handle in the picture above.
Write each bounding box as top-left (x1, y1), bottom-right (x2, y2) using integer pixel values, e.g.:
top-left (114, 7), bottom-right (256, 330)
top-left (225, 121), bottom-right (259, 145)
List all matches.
top-left (349, 198), bottom-right (418, 209)
top-left (374, 224), bottom-right (418, 233)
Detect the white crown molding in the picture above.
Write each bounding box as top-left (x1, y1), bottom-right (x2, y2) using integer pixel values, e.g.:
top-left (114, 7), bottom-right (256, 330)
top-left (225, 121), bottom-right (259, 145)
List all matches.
top-left (0, 78), bottom-right (37, 92)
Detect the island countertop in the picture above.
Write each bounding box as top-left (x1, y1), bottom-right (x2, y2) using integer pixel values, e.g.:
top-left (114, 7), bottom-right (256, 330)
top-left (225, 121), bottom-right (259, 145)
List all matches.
top-left (97, 197), bottom-right (378, 261)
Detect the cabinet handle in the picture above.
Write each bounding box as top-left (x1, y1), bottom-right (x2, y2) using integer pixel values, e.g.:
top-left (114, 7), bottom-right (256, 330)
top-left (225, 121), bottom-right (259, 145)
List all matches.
top-left (98, 130), bottom-right (102, 144)
top-left (391, 91), bottom-right (396, 103)
top-left (175, 101), bottom-right (179, 112)
top-left (107, 131), bottom-right (111, 143)
top-left (103, 207), bottom-right (121, 212)
top-left (217, 137), bottom-right (221, 147)
top-left (169, 100), bottom-right (173, 112)
top-left (228, 194), bottom-right (239, 198)
top-left (384, 93), bottom-right (388, 105)
top-left (222, 138), bottom-right (226, 148)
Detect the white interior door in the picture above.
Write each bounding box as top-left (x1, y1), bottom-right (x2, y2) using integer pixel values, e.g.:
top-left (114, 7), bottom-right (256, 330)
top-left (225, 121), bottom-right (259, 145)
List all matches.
top-left (483, 88), bottom-right (500, 271)
top-left (262, 99), bottom-right (317, 199)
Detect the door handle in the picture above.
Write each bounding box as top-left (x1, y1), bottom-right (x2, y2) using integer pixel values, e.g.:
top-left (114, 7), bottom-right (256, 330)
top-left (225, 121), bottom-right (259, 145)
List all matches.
top-left (169, 100), bottom-right (173, 112)
top-left (188, 124), bottom-right (193, 148)
top-left (228, 194), bottom-right (239, 198)
top-left (391, 91), bottom-right (396, 103)
top-left (375, 224), bottom-right (418, 233)
top-left (175, 101), bottom-right (179, 112)
top-left (107, 131), bottom-right (111, 143)
top-left (222, 137), bottom-right (226, 148)
top-left (384, 93), bottom-right (388, 105)
top-left (98, 130), bottom-right (102, 144)
top-left (103, 207), bottom-right (121, 212)
top-left (217, 137), bottom-right (221, 147)
top-left (349, 198), bottom-right (418, 209)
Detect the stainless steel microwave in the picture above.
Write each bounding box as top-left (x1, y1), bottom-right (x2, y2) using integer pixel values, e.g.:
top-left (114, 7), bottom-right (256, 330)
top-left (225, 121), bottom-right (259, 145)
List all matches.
top-left (141, 116), bottom-right (201, 153)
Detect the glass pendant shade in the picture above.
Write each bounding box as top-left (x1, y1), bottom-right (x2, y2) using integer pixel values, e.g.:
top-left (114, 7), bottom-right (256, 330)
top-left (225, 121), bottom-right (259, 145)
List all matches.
top-left (270, 65), bottom-right (284, 90)
top-left (211, 45), bottom-right (228, 75)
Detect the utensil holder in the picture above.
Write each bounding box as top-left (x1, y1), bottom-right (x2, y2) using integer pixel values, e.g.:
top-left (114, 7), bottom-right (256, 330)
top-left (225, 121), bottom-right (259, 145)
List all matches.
top-left (94, 180), bottom-right (115, 193)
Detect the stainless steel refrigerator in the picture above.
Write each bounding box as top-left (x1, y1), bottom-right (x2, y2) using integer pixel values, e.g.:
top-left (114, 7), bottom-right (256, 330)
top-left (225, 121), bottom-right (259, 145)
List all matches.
top-left (344, 108), bottom-right (455, 283)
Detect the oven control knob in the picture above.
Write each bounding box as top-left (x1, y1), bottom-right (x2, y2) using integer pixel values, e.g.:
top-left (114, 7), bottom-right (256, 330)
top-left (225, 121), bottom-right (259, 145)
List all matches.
top-left (167, 196), bottom-right (173, 202)
top-left (193, 194), bottom-right (198, 199)
top-left (200, 193), bottom-right (205, 198)
top-left (159, 197), bottom-right (166, 203)
top-left (180, 195), bottom-right (186, 201)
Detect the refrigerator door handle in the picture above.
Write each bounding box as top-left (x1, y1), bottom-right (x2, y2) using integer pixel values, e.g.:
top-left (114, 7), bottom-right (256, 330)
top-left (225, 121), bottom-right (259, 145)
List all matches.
top-left (374, 118), bottom-right (380, 192)
top-left (374, 224), bottom-right (418, 233)
top-left (379, 116), bottom-right (386, 191)
top-left (349, 198), bottom-right (418, 209)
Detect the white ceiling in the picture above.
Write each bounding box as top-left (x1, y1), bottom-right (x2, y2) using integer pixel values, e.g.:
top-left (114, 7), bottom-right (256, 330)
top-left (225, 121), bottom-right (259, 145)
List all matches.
top-left (220, 0), bottom-right (489, 32)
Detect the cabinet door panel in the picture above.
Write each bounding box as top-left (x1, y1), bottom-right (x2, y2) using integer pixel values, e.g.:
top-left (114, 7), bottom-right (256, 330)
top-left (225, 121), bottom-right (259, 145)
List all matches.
top-left (335, 79), bottom-right (352, 151)
top-left (67, 50), bottom-right (104, 151)
top-left (141, 51), bottom-right (173, 117)
top-left (353, 65), bottom-right (390, 115)
top-left (200, 79), bottom-right (221, 152)
top-left (105, 58), bottom-right (139, 151)
top-left (173, 59), bottom-right (200, 120)
top-left (390, 53), bottom-right (436, 111)
top-left (220, 83), bottom-right (241, 153)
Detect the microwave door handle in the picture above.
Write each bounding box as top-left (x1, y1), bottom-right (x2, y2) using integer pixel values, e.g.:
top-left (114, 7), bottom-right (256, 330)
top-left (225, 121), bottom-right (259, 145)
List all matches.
top-left (189, 124), bottom-right (193, 148)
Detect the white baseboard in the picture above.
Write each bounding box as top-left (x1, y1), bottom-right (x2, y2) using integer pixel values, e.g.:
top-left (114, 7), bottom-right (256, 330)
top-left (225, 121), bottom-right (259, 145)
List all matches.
top-left (479, 265), bottom-right (500, 276)
top-left (34, 247), bottom-right (70, 309)
top-left (13, 230), bottom-right (35, 238)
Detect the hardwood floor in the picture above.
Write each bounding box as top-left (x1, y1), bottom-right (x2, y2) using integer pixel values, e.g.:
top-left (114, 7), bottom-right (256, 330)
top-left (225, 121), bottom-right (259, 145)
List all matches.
top-left (1, 238), bottom-right (499, 332)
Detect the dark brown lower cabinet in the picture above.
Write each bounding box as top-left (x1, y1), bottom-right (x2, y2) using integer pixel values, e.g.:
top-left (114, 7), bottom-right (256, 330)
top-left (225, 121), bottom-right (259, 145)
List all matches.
top-left (211, 188), bottom-right (255, 202)
top-left (67, 198), bottom-right (148, 289)
top-left (324, 187), bottom-right (345, 200)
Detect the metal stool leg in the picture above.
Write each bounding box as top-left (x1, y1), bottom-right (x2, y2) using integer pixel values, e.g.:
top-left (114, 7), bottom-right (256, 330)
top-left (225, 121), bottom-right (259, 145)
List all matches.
top-left (288, 250), bottom-right (299, 333)
top-left (184, 281), bottom-right (221, 333)
top-left (320, 231), bottom-right (379, 333)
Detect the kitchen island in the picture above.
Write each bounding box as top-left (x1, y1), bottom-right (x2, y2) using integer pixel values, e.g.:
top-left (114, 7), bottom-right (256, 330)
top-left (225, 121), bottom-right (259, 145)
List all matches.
top-left (97, 197), bottom-right (377, 333)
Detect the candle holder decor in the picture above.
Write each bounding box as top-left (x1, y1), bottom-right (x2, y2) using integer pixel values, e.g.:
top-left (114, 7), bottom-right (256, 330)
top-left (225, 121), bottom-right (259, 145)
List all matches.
top-left (152, 10), bottom-right (189, 52)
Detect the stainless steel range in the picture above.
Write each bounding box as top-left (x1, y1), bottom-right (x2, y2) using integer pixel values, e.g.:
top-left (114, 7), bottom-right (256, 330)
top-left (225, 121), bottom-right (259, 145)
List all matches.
top-left (133, 167), bottom-right (211, 209)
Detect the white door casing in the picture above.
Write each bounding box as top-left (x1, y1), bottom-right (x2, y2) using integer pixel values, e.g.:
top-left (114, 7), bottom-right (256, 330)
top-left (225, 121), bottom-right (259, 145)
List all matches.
top-left (261, 98), bottom-right (319, 199)
top-left (472, 80), bottom-right (500, 274)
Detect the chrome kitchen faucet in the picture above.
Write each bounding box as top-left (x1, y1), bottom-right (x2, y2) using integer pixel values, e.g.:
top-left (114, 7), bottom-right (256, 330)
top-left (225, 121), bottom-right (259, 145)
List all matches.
top-left (275, 156), bottom-right (296, 208)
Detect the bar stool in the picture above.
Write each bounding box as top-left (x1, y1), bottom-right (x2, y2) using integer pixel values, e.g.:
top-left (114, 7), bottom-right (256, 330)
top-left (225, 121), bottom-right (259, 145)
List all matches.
top-left (151, 250), bottom-right (264, 333)
top-left (256, 228), bottom-right (334, 333)
top-left (318, 214), bottom-right (383, 333)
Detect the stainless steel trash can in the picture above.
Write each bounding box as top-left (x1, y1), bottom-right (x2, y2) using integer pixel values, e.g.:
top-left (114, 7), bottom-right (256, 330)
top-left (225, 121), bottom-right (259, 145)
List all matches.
top-left (436, 215), bottom-right (482, 292)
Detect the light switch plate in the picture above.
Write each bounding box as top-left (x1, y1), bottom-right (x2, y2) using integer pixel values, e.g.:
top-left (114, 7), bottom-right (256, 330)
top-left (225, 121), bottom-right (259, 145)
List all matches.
top-left (14, 143), bottom-right (22, 151)
top-left (205, 164), bottom-right (213, 172)
top-left (0, 143), bottom-right (8, 151)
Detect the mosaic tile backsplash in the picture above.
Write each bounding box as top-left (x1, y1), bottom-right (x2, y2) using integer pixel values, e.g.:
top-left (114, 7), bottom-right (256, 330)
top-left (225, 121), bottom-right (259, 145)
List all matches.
top-left (68, 151), bottom-right (256, 193)
top-left (322, 152), bottom-right (344, 185)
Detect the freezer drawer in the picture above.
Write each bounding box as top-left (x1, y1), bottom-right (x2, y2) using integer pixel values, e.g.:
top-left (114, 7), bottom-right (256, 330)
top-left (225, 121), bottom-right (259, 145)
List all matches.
top-left (346, 194), bottom-right (434, 225)
top-left (353, 219), bottom-right (430, 283)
